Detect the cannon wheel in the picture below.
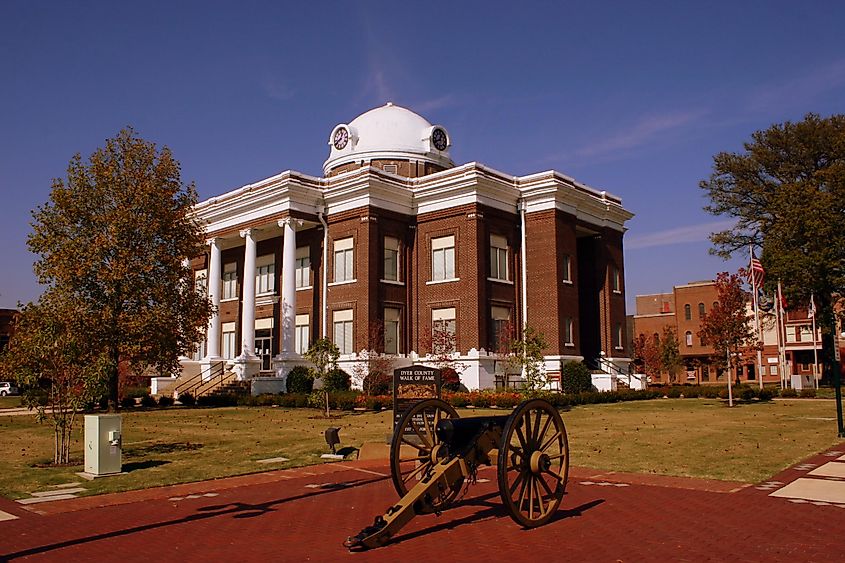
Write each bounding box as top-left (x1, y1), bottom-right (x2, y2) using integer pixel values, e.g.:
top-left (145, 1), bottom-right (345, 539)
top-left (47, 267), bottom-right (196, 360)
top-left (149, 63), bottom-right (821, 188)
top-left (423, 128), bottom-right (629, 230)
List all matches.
top-left (390, 398), bottom-right (461, 510)
top-left (497, 398), bottom-right (569, 528)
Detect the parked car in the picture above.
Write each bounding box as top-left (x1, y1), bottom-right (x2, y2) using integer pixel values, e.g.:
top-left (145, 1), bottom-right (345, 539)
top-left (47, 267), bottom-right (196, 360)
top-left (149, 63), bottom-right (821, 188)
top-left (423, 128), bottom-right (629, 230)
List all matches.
top-left (0, 382), bottom-right (19, 396)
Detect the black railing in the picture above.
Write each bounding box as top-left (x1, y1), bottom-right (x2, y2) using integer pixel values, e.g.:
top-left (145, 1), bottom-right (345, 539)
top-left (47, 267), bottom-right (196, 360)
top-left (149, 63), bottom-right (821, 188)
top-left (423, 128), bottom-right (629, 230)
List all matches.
top-left (174, 361), bottom-right (227, 398)
top-left (596, 355), bottom-right (646, 388)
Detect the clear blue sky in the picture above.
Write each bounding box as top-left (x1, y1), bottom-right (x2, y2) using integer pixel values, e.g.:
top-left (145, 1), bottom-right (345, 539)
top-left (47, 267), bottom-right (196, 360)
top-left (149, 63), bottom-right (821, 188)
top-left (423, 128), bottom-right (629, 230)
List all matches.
top-left (2, 1), bottom-right (844, 311)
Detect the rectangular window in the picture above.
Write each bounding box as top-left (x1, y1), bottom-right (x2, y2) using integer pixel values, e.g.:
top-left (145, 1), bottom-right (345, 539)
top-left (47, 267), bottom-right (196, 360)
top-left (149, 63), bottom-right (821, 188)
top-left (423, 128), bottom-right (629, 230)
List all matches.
top-left (431, 235), bottom-right (456, 281)
top-left (798, 325), bottom-right (812, 342)
top-left (295, 246), bottom-right (310, 288)
top-left (786, 325), bottom-right (796, 343)
top-left (615, 323), bottom-right (623, 349)
top-left (432, 307), bottom-right (456, 353)
top-left (222, 263), bottom-right (238, 300)
top-left (611, 266), bottom-right (621, 293)
top-left (562, 255), bottom-right (572, 283)
top-left (685, 331), bottom-right (693, 347)
top-left (295, 314), bottom-right (309, 355)
top-left (333, 238), bottom-right (354, 282)
top-left (195, 269), bottom-right (208, 295)
top-left (491, 306), bottom-right (511, 352)
top-left (222, 322), bottom-right (236, 359)
top-left (384, 237), bottom-right (399, 281)
top-left (333, 309), bottom-right (354, 354)
top-left (489, 234), bottom-right (509, 281)
top-left (256, 254), bottom-right (275, 295)
top-left (563, 317), bottom-right (574, 345)
top-left (384, 307), bottom-right (401, 355)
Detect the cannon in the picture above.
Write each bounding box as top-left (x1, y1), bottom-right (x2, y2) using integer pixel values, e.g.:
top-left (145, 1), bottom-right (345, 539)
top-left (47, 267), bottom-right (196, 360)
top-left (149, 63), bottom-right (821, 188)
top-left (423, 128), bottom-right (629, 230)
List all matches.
top-left (344, 397), bottom-right (570, 549)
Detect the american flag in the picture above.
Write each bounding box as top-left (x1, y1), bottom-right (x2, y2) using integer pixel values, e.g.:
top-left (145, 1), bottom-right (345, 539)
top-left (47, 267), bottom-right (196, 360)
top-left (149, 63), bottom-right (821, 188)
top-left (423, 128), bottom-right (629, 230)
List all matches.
top-left (808, 294), bottom-right (816, 319)
top-left (749, 251), bottom-right (765, 288)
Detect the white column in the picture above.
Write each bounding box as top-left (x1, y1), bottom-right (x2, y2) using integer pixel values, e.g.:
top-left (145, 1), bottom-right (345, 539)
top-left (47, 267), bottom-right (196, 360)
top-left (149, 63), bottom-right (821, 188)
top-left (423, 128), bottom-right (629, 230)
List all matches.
top-left (239, 228), bottom-right (257, 359)
top-left (279, 218), bottom-right (297, 356)
top-left (205, 238), bottom-right (222, 360)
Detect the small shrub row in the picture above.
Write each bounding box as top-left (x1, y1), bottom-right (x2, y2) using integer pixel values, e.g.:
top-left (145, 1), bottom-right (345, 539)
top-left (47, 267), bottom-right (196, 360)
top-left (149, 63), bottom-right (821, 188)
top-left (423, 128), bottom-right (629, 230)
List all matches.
top-left (650, 384), bottom-right (793, 402)
top-left (444, 389), bottom-right (661, 409)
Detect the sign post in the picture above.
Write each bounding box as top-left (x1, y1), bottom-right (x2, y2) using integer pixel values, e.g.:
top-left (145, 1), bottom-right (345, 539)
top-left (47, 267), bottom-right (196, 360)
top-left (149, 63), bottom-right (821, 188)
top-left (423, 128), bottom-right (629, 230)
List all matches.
top-left (392, 365), bottom-right (441, 432)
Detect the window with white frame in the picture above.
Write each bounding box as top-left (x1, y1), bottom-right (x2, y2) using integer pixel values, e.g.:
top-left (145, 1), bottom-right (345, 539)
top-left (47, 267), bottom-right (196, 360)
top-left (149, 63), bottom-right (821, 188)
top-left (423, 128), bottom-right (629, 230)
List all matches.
top-left (194, 269), bottom-right (208, 295)
top-left (786, 325), bottom-right (796, 343)
top-left (333, 309), bottom-right (354, 354)
top-left (489, 234), bottom-right (509, 281)
top-left (562, 255), bottom-right (572, 283)
top-left (384, 308), bottom-right (401, 354)
top-left (295, 246), bottom-right (310, 288)
top-left (611, 266), bottom-right (621, 293)
top-left (334, 238), bottom-right (354, 282)
top-left (256, 254), bottom-right (275, 295)
top-left (431, 235), bottom-right (456, 281)
top-left (685, 331), bottom-right (693, 347)
top-left (222, 322), bottom-right (236, 359)
top-left (615, 323), bottom-right (624, 349)
top-left (564, 317), bottom-right (574, 346)
top-left (295, 314), bottom-right (310, 355)
top-left (432, 307), bottom-right (456, 353)
top-left (222, 263), bottom-right (238, 300)
top-left (384, 236), bottom-right (399, 281)
top-left (490, 306), bottom-right (511, 352)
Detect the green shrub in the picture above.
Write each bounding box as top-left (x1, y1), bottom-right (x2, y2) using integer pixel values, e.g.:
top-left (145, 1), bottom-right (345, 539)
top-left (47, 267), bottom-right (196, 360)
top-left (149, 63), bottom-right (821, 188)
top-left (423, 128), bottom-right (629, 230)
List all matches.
top-left (140, 395), bottom-right (157, 408)
top-left (197, 393), bottom-right (238, 407)
top-left (469, 392), bottom-right (491, 408)
top-left (123, 386), bottom-right (149, 399)
top-left (699, 386), bottom-right (723, 399)
top-left (120, 396), bottom-right (136, 409)
top-left (780, 388), bottom-right (798, 398)
top-left (323, 368), bottom-right (351, 392)
top-left (157, 395), bottom-right (174, 407)
top-left (758, 388), bottom-right (774, 402)
top-left (683, 387), bottom-right (700, 398)
top-left (561, 361), bottom-right (592, 394)
top-left (287, 366), bottom-right (314, 394)
top-left (666, 387), bottom-right (682, 398)
top-left (738, 385), bottom-right (756, 401)
top-left (799, 388), bottom-right (816, 398)
top-left (332, 391), bottom-right (360, 410)
top-left (179, 392), bottom-right (196, 406)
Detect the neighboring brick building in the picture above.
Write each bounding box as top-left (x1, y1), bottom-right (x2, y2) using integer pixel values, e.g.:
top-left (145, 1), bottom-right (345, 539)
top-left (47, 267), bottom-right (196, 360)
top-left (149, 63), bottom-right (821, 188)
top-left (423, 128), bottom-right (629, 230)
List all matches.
top-left (0, 309), bottom-right (18, 354)
top-left (185, 103), bottom-right (634, 391)
top-left (633, 281), bottom-right (823, 386)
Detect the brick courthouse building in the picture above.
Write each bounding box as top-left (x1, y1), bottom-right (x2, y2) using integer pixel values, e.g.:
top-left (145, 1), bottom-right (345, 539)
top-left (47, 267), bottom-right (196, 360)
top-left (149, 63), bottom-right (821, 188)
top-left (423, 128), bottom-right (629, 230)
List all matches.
top-left (179, 104), bottom-right (634, 392)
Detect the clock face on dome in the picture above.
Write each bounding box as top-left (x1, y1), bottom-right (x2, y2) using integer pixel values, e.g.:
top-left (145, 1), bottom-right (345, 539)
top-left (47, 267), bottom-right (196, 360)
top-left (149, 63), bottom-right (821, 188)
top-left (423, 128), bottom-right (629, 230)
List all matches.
top-left (333, 127), bottom-right (349, 150)
top-left (432, 128), bottom-right (448, 151)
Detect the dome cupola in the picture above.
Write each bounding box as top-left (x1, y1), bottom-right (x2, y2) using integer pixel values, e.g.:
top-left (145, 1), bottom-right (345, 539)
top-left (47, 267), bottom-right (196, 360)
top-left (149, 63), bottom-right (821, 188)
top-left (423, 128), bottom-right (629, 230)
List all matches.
top-left (323, 102), bottom-right (454, 177)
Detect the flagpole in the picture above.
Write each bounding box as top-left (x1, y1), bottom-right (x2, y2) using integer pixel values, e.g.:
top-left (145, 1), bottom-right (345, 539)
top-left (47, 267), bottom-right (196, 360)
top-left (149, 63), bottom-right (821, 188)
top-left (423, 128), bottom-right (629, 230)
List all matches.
top-left (750, 246), bottom-right (765, 390)
top-left (776, 281), bottom-right (786, 389)
top-left (810, 293), bottom-right (819, 390)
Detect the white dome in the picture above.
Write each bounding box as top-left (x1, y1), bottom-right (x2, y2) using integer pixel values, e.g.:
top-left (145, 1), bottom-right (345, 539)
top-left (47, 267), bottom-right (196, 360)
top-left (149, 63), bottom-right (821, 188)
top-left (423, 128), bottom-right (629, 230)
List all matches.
top-left (323, 102), bottom-right (454, 175)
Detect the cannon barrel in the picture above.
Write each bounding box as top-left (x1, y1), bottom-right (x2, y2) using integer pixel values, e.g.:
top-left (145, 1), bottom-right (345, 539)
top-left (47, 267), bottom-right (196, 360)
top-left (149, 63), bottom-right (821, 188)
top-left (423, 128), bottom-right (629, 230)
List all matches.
top-left (435, 415), bottom-right (510, 455)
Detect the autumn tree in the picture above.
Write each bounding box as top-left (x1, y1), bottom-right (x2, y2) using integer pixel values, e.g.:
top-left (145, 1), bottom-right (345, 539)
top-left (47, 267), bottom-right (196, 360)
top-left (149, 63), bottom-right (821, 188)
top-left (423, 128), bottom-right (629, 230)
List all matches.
top-left (27, 128), bottom-right (213, 410)
top-left (507, 327), bottom-right (548, 392)
top-left (305, 337), bottom-right (340, 416)
top-left (660, 326), bottom-right (683, 384)
top-left (421, 323), bottom-right (465, 391)
top-left (351, 321), bottom-right (396, 395)
top-left (0, 294), bottom-right (106, 463)
top-left (633, 333), bottom-right (662, 383)
top-left (698, 271), bottom-right (756, 405)
top-left (700, 113), bottom-right (845, 383)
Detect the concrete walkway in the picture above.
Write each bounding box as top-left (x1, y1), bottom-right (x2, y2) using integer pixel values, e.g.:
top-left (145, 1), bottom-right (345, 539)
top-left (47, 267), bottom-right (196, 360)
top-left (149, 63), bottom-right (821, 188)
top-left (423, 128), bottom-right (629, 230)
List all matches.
top-left (2, 445), bottom-right (845, 562)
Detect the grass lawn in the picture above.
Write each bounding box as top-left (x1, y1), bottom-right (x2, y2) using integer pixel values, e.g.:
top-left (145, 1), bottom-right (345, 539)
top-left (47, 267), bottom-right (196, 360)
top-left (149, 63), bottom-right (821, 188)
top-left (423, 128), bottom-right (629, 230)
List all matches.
top-left (0, 396), bottom-right (22, 409)
top-left (0, 398), bottom-right (842, 499)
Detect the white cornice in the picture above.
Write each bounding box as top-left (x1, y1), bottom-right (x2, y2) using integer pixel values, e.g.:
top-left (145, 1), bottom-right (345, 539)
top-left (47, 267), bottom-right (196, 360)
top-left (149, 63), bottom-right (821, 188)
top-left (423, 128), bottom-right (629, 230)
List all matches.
top-left (193, 161), bottom-right (634, 237)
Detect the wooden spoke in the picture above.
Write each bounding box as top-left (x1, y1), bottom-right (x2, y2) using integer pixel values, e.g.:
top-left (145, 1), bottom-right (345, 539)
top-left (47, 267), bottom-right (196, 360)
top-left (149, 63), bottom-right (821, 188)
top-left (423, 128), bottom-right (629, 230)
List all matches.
top-left (531, 410), bottom-right (542, 448)
top-left (509, 469), bottom-right (526, 495)
top-left (528, 476), bottom-right (535, 519)
top-left (546, 452), bottom-right (567, 461)
top-left (408, 418), bottom-right (430, 447)
top-left (542, 468), bottom-right (563, 482)
top-left (514, 417), bottom-right (529, 452)
top-left (534, 477), bottom-right (546, 516)
top-left (398, 455), bottom-right (429, 463)
top-left (540, 431), bottom-right (562, 453)
top-left (537, 474), bottom-right (554, 497)
top-left (537, 414), bottom-right (553, 450)
top-left (402, 461), bottom-right (430, 481)
top-left (423, 409), bottom-right (435, 443)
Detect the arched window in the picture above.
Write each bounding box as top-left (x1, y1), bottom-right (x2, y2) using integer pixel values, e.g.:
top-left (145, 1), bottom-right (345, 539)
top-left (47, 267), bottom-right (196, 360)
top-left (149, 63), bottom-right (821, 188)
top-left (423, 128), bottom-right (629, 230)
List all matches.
top-left (684, 304), bottom-right (691, 320)
top-left (698, 303), bottom-right (705, 318)
top-left (685, 331), bottom-right (693, 347)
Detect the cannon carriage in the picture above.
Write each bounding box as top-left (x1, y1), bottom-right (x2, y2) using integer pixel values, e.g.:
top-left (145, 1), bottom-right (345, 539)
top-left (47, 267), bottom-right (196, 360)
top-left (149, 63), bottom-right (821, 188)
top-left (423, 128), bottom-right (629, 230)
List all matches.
top-left (345, 397), bottom-right (570, 549)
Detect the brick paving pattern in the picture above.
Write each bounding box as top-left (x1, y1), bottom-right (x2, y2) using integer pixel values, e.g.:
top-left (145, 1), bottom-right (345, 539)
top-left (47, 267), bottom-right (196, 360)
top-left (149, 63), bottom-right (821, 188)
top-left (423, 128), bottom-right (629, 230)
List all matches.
top-left (3, 447), bottom-right (845, 562)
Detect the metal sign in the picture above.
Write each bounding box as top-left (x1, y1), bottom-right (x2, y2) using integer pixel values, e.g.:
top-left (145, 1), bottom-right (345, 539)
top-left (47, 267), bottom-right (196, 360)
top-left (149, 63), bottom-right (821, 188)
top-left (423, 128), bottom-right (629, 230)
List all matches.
top-left (392, 365), bottom-right (441, 431)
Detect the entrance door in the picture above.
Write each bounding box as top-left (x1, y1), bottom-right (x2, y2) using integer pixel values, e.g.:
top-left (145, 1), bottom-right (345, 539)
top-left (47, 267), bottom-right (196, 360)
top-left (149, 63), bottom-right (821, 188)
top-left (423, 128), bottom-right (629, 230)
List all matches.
top-left (255, 329), bottom-right (272, 371)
